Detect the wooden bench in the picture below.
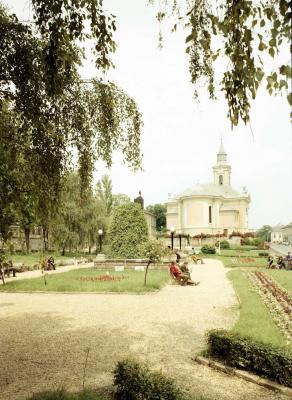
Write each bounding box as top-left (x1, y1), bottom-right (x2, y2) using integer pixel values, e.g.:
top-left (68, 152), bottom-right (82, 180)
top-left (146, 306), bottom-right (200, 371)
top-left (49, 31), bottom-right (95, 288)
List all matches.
top-left (191, 254), bottom-right (204, 264)
top-left (169, 270), bottom-right (188, 286)
top-left (0, 261), bottom-right (16, 285)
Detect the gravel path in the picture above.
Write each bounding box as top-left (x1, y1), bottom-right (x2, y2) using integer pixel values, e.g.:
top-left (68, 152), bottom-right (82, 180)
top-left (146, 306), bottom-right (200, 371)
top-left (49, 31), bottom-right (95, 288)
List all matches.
top-left (0, 260), bottom-right (288, 400)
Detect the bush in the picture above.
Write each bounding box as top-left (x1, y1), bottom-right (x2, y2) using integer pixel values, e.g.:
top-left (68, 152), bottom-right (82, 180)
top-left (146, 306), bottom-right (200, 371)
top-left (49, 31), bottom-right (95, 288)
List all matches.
top-left (109, 203), bottom-right (148, 258)
top-left (207, 329), bottom-right (292, 387)
top-left (240, 237), bottom-right (252, 245)
top-left (220, 240), bottom-right (230, 249)
top-left (258, 252), bottom-right (269, 257)
top-left (113, 359), bottom-right (186, 400)
top-left (201, 245), bottom-right (216, 254)
top-left (253, 237), bottom-right (263, 246)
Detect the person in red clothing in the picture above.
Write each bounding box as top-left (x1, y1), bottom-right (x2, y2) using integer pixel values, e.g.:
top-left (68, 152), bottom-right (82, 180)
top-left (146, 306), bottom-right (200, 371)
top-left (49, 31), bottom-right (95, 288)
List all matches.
top-left (169, 262), bottom-right (194, 285)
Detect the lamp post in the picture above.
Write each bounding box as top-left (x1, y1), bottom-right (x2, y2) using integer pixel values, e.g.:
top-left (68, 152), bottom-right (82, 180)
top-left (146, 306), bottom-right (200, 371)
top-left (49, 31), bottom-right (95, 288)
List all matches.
top-left (217, 231), bottom-right (221, 255)
top-left (170, 227), bottom-right (175, 250)
top-left (97, 229), bottom-right (103, 254)
top-left (178, 230), bottom-right (182, 250)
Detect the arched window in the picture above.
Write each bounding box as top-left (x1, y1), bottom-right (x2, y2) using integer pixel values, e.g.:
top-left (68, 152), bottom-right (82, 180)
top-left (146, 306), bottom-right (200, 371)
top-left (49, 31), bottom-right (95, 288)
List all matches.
top-left (219, 175), bottom-right (223, 185)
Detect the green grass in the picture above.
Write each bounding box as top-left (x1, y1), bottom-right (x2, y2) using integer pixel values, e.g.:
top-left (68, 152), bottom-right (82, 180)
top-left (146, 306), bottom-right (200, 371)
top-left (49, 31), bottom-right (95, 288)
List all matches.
top-left (0, 268), bottom-right (169, 293)
top-left (266, 270), bottom-right (292, 293)
top-left (203, 253), bottom-right (267, 268)
top-left (227, 270), bottom-right (291, 349)
top-left (8, 252), bottom-right (91, 266)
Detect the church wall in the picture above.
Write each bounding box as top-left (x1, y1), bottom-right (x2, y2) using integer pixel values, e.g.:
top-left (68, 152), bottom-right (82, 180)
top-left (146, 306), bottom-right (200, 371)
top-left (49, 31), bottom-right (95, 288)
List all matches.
top-left (167, 214), bottom-right (179, 230)
top-left (220, 211), bottom-right (237, 229)
top-left (182, 199), bottom-right (205, 228)
top-left (219, 199), bottom-right (249, 232)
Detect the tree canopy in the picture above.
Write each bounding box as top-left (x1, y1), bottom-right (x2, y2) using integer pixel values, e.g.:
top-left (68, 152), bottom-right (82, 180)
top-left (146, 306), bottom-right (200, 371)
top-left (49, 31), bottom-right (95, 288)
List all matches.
top-left (146, 204), bottom-right (167, 232)
top-left (0, 1), bottom-right (142, 242)
top-left (0, 0), bottom-right (290, 243)
top-left (151, 0), bottom-right (291, 126)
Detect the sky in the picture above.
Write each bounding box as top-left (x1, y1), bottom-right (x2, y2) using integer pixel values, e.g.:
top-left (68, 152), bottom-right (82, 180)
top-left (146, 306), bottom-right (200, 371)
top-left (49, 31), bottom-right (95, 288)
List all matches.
top-left (6, 0), bottom-right (292, 229)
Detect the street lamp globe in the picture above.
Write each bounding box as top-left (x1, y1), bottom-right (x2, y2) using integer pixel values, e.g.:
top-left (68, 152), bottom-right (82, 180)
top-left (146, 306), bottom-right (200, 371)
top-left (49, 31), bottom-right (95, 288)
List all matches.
top-left (170, 227), bottom-right (175, 233)
top-left (98, 229), bottom-right (103, 235)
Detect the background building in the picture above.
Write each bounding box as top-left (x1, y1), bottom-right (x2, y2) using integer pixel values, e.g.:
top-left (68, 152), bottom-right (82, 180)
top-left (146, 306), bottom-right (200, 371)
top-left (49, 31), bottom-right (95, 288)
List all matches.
top-left (166, 142), bottom-right (251, 236)
top-left (270, 225), bottom-right (284, 243)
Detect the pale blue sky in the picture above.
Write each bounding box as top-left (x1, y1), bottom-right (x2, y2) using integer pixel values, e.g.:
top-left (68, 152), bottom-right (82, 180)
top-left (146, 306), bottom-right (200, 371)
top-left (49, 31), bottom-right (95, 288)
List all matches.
top-left (6, 0), bottom-right (292, 229)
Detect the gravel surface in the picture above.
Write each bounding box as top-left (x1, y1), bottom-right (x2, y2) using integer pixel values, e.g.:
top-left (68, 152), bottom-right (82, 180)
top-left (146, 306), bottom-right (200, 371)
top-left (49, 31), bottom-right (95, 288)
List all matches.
top-left (0, 259), bottom-right (289, 400)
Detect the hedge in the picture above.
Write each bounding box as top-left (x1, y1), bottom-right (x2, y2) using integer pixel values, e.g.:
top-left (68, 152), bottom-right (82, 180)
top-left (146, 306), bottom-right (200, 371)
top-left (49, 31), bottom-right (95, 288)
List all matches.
top-left (201, 245), bottom-right (216, 254)
top-left (207, 329), bottom-right (292, 387)
top-left (109, 203), bottom-right (148, 258)
top-left (113, 359), bottom-right (186, 400)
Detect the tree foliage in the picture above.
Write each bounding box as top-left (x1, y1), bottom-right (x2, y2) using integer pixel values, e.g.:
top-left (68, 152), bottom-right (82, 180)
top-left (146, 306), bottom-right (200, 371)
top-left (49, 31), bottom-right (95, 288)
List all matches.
top-left (146, 203), bottom-right (166, 231)
top-left (109, 203), bottom-right (148, 258)
top-left (96, 175), bottom-right (113, 217)
top-left (150, 0), bottom-right (291, 126)
top-left (50, 173), bottom-right (106, 255)
top-left (256, 225), bottom-right (272, 241)
top-left (140, 239), bottom-right (167, 285)
top-left (0, 2), bottom-right (142, 239)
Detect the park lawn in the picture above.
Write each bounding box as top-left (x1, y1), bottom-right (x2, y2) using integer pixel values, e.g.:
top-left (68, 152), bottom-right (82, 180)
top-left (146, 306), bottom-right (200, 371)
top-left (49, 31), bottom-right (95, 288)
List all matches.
top-left (203, 253), bottom-right (267, 268)
top-left (227, 270), bottom-right (291, 349)
top-left (10, 252), bottom-right (90, 266)
top-left (266, 269), bottom-right (292, 293)
top-left (0, 268), bottom-right (169, 293)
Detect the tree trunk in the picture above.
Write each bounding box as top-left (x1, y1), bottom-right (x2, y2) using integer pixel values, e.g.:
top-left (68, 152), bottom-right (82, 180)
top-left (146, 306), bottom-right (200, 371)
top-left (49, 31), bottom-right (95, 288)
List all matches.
top-left (0, 264), bottom-right (5, 285)
top-left (42, 226), bottom-right (48, 251)
top-left (144, 260), bottom-right (151, 286)
top-left (61, 246), bottom-right (65, 256)
top-left (24, 228), bottom-right (30, 253)
top-left (88, 246), bottom-right (91, 255)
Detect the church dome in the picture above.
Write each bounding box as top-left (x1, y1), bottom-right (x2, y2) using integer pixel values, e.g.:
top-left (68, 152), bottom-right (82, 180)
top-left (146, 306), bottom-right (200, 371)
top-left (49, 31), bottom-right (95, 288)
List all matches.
top-left (176, 183), bottom-right (245, 199)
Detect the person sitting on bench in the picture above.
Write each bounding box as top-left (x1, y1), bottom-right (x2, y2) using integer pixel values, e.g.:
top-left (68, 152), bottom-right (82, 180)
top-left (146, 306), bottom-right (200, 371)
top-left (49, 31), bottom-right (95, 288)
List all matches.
top-left (277, 256), bottom-right (286, 269)
top-left (180, 261), bottom-right (191, 277)
top-left (267, 255), bottom-right (274, 269)
top-left (169, 262), bottom-right (198, 286)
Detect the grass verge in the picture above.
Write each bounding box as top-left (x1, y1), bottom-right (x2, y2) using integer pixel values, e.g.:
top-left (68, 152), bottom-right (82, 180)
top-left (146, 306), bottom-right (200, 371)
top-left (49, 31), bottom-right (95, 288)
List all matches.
top-left (0, 268), bottom-right (169, 293)
top-left (227, 269), bottom-right (290, 349)
top-left (266, 270), bottom-right (292, 293)
top-left (10, 252), bottom-right (90, 266)
top-left (203, 254), bottom-right (267, 268)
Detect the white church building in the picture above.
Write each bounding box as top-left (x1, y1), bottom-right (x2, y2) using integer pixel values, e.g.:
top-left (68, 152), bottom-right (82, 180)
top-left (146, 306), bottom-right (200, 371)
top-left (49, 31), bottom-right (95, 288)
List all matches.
top-left (166, 142), bottom-right (251, 236)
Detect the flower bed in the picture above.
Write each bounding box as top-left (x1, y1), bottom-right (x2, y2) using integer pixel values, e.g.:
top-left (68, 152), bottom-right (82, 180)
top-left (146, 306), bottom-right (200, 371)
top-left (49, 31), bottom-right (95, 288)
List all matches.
top-left (247, 271), bottom-right (292, 342)
top-left (79, 274), bottom-right (128, 282)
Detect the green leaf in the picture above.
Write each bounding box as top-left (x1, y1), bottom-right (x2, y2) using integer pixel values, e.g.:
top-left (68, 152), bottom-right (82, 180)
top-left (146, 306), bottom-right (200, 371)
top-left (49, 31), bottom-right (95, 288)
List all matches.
top-left (258, 42), bottom-right (267, 51)
top-left (268, 47), bottom-right (275, 57)
top-left (287, 93), bottom-right (292, 106)
top-left (186, 33), bottom-right (193, 43)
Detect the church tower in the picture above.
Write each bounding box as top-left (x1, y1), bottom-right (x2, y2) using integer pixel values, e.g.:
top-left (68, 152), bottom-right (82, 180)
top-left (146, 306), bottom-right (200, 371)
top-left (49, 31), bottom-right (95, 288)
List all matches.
top-left (212, 141), bottom-right (231, 186)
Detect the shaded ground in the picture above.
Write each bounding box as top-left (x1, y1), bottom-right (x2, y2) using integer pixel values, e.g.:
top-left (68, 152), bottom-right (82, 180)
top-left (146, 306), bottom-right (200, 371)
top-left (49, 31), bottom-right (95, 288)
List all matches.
top-left (0, 260), bottom-right (288, 400)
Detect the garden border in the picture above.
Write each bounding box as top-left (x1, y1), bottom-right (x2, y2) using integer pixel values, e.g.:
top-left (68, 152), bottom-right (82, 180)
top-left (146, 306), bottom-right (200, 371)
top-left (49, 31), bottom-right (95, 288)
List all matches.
top-left (194, 355), bottom-right (292, 396)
